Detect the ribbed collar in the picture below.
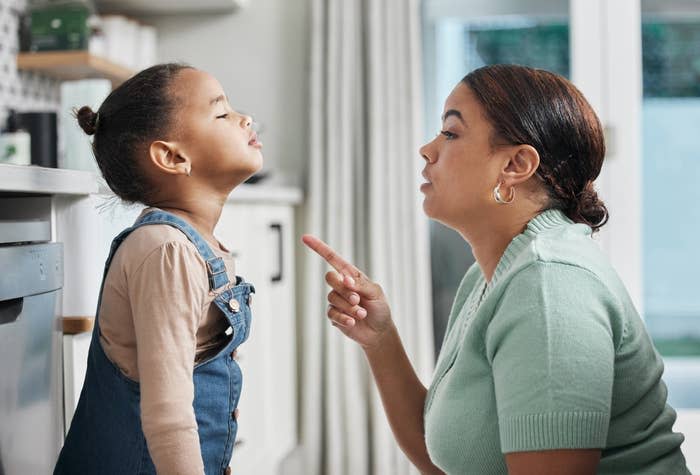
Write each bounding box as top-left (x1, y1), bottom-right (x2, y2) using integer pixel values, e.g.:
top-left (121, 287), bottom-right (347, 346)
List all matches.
top-left (487, 208), bottom-right (573, 290)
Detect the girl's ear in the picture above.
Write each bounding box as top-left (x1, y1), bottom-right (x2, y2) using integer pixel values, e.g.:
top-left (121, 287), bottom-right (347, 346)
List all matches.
top-left (148, 141), bottom-right (191, 176)
top-left (500, 144), bottom-right (540, 187)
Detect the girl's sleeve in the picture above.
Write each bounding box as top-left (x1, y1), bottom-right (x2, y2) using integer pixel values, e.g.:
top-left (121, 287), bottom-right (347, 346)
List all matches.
top-left (128, 241), bottom-right (207, 475)
top-left (485, 261), bottom-right (618, 454)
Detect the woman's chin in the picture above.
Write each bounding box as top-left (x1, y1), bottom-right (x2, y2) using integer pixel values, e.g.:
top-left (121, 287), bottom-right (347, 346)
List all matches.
top-left (422, 198), bottom-right (437, 219)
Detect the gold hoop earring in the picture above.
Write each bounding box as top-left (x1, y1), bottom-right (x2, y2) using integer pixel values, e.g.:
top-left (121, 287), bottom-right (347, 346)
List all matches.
top-left (493, 181), bottom-right (515, 204)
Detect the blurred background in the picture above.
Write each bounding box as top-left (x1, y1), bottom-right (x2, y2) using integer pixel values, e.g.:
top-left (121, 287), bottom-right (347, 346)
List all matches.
top-left (0, 0), bottom-right (698, 474)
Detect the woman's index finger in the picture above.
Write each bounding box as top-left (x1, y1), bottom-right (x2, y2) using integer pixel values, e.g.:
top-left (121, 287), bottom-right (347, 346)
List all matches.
top-left (301, 234), bottom-right (360, 277)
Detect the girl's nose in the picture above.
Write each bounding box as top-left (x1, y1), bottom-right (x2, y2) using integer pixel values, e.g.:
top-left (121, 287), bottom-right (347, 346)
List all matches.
top-left (241, 114), bottom-right (253, 128)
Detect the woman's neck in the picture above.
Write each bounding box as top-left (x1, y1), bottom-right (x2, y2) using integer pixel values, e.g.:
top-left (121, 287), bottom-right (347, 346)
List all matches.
top-left (458, 208), bottom-right (539, 282)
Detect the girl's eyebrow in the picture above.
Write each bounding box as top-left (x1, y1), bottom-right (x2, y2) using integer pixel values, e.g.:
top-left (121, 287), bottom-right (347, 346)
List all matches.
top-left (209, 94), bottom-right (227, 106)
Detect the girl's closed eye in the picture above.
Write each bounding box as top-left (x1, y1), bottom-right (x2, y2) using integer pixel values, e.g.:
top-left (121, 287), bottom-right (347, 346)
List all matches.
top-left (440, 130), bottom-right (457, 140)
top-left (216, 113), bottom-right (229, 119)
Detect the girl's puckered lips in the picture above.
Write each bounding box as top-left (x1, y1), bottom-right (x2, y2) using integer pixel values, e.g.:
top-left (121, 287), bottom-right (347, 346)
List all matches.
top-left (248, 131), bottom-right (262, 148)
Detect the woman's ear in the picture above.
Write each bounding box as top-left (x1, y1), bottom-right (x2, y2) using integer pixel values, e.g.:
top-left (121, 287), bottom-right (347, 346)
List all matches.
top-left (500, 144), bottom-right (540, 186)
top-left (148, 141), bottom-right (191, 176)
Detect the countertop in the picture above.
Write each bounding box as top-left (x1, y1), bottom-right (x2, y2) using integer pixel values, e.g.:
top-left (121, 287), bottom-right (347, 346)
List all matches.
top-left (0, 164), bottom-right (303, 204)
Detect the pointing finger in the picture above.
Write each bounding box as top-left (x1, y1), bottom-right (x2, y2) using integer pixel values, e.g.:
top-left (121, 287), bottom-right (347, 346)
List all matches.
top-left (302, 234), bottom-right (361, 278)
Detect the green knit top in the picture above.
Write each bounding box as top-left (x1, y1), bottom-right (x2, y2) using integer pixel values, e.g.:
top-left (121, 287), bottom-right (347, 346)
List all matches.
top-left (424, 209), bottom-right (689, 474)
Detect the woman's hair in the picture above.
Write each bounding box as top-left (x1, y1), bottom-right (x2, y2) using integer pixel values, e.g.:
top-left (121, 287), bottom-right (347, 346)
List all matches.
top-left (75, 62), bottom-right (193, 204)
top-left (462, 64), bottom-right (609, 231)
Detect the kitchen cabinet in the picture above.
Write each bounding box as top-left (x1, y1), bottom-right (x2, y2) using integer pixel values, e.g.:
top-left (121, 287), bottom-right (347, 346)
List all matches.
top-left (216, 202), bottom-right (298, 474)
top-left (62, 323), bottom-right (92, 434)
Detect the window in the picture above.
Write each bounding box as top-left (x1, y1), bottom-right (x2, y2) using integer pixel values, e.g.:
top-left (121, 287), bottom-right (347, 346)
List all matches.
top-left (641, 17), bottom-right (700, 408)
top-left (423, 3), bottom-right (700, 410)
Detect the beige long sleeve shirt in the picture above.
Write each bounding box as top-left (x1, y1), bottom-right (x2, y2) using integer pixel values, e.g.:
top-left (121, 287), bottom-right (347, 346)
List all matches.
top-left (97, 212), bottom-right (236, 474)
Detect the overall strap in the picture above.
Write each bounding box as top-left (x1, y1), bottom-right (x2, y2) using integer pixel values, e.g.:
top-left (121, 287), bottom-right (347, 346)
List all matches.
top-left (92, 209), bottom-right (231, 336)
top-left (133, 210), bottom-right (230, 291)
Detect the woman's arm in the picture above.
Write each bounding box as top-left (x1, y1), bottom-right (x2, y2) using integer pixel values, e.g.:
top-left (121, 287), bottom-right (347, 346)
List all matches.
top-left (505, 450), bottom-right (600, 475)
top-left (303, 235), bottom-right (443, 474)
top-left (488, 262), bottom-right (614, 475)
top-left (364, 326), bottom-right (443, 474)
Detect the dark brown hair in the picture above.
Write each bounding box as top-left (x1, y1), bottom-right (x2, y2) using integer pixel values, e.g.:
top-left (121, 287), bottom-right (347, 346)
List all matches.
top-left (463, 64), bottom-right (608, 231)
top-left (76, 63), bottom-right (193, 204)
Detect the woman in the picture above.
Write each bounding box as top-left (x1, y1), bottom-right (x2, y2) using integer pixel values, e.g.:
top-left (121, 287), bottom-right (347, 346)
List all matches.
top-left (302, 65), bottom-right (690, 474)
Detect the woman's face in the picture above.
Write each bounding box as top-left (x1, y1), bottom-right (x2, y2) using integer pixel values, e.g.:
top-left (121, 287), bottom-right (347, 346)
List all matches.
top-left (169, 68), bottom-right (263, 185)
top-left (419, 82), bottom-right (507, 228)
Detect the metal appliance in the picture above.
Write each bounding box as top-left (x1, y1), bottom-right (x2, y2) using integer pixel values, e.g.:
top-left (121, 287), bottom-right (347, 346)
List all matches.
top-left (0, 219), bottom-right (63, 475)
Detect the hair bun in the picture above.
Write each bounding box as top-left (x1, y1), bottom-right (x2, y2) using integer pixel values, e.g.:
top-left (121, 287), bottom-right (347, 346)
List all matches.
top-left (574, 181), bottom-right (608, 231)
top-left (75, 106), bottom-right (98, 135)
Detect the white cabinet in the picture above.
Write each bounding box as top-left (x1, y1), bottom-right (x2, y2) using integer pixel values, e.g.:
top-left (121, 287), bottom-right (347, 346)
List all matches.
top-left (216, 202), bottom-right (298, 474)
top-left (62, 331), bottom-right (91, 434)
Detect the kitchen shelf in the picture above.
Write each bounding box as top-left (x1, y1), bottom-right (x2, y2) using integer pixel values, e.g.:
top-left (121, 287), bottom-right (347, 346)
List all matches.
top-left (0, 164), bottom-right (100, 195)
top-left (96, 0), bottom-right (246, 15)
top-left (16, 51), bottom-right (134, 86)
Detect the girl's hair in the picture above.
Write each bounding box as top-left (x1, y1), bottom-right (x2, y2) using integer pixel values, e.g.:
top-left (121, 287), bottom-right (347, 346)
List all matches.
top-left (462, 64), bottom-right (609, 231)
top-left (76, 62), bottom-right (193, 204)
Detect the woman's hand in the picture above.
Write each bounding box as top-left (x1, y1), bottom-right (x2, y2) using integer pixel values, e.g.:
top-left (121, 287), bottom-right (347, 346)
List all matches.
top-left (302, 234), bottom-right (394, 349)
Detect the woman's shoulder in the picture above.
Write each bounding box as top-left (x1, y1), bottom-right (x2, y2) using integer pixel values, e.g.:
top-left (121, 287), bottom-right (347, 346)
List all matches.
top-left (504, 218), bottom-right (615, 290)
top-left (487, 220), bottom-right (634, 346)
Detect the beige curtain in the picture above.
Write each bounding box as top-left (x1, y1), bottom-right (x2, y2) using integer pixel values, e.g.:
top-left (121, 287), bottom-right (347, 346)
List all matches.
top-left (299, 0), bottom-right (434, 473)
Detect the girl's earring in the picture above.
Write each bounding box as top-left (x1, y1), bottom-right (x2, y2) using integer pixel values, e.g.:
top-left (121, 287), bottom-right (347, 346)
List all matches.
top-left (493, 181), bottom-right (515, 204)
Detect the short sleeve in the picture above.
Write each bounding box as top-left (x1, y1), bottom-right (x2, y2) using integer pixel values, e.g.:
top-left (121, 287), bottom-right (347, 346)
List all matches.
top-left (485, 261), bottom-right (616, 453)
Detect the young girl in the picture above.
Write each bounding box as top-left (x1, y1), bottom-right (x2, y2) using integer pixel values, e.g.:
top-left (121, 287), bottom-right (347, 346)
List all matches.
top-left (54, 63), bottom-right (262, 475)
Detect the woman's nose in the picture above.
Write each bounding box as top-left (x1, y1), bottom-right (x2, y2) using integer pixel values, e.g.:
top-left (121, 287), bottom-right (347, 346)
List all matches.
top-left (419, 141), bottom-right (435, 163)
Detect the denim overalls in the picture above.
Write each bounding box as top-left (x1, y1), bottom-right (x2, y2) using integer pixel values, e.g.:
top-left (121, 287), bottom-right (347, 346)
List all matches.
top-left (54, 210), bottom-right (254, 475)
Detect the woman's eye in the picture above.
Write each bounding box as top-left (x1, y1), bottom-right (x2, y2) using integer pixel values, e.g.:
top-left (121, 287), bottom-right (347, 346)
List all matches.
top-left (440, 130), bottom-right (456, 140)
top-left (216, 113), bottom-right (229, 119)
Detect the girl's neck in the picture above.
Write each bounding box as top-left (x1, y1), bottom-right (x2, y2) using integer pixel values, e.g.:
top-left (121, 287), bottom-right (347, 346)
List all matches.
top-left (150, 195), bottom-right (227, 248)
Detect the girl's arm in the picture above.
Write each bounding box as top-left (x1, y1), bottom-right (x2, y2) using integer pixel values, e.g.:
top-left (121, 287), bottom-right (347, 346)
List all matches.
top-left (129, 240), bottom-right (207, 474)
top-left (303, 235), bottom-right (444, 475)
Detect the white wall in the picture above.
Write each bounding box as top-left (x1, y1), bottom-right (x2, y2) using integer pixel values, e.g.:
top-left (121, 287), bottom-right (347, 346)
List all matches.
top-left (149, 0), bottom-right (310, 187)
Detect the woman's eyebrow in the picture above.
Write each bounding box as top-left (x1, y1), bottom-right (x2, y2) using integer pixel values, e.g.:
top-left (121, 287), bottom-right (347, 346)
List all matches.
top-left (442, 109), bottom-right (465, 124)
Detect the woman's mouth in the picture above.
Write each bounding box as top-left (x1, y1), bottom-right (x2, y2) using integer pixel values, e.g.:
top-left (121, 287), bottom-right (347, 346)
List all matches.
top-left (248, 132), bottom-right (262, 149)
top-left (420, 170), bottom-right (432, 192)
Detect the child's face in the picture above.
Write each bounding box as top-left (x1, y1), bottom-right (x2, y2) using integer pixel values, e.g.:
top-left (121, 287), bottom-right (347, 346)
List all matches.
top-left (169, 68), bottom-right (263, 185)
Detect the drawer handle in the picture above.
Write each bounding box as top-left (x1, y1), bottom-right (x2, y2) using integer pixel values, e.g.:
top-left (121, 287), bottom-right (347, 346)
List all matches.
top-left (270, 223), bottom-right (283, 283)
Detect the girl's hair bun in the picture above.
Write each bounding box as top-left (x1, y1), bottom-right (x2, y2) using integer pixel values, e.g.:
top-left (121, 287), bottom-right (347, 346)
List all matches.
top-left (75, 106), bottom-right (98, 136)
